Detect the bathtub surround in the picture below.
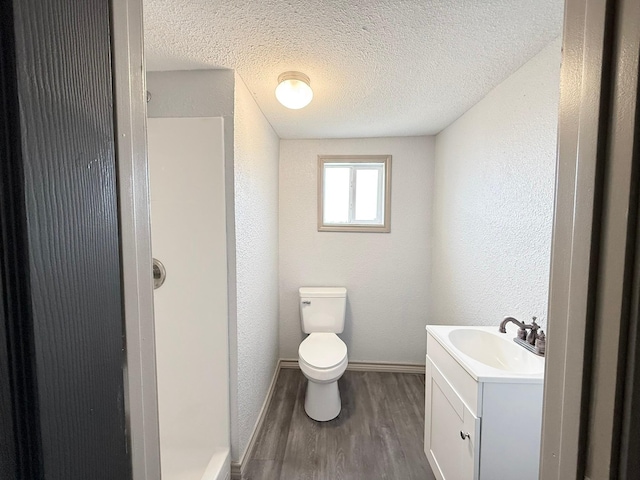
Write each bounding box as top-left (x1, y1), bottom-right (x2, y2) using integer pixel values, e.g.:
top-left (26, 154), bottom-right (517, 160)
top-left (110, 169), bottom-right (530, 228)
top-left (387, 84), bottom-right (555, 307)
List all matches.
top-left (430, 38), bottom-right (562, 332)
top-left (148, 117), bottom-right (230, 479)
top-left (146, 73), bottom-right (236, 325)
top-left (147, 71), bottom-right (235, 480)
top-left (146, 70), bottom-right (281, 468)
top-left (279, 136), bottom-right (434, 365)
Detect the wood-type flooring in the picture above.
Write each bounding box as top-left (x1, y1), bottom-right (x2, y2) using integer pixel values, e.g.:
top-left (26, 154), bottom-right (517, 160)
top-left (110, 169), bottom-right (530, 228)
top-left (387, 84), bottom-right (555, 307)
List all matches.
top-left (242, 368), bottom-right (436, 480)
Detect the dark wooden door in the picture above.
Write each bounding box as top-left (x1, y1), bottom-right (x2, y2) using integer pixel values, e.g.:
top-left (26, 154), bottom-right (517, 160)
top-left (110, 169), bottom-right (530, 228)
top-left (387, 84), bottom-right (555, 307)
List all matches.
top-left (0, 0), bottom-right (132, 478)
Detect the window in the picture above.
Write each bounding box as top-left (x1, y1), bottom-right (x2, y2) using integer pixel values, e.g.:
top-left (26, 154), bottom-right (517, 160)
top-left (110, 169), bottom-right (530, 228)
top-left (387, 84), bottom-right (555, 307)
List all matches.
top-left (318, 155), bottom-right (391, 232)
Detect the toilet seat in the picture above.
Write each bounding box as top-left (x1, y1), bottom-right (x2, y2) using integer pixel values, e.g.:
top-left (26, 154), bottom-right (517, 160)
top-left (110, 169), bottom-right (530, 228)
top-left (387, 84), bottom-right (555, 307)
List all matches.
top-left (299, 333), bottom-right (347, 369)
top-left (298, 333), bottom-right (348, 384)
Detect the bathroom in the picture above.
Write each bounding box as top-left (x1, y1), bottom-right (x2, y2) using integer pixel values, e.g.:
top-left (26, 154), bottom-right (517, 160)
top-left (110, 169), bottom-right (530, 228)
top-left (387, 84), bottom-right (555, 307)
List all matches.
top-left (143, 1), bottom-right (562, 479)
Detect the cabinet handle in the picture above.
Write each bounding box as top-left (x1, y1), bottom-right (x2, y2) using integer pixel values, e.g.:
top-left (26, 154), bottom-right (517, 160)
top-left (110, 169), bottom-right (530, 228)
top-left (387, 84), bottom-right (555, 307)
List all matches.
top-left (460, 431), bottom-right (470, 440)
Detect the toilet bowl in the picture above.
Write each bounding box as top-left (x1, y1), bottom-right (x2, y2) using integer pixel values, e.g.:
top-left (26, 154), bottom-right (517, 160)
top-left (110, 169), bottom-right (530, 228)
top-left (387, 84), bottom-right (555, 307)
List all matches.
top-left (298, 332), bottom-right (348, 421)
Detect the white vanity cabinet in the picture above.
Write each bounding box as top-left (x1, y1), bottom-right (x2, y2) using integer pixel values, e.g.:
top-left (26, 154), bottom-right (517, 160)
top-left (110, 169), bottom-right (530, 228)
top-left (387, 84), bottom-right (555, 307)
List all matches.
top-left (424, 327), bottom-right (544, 480)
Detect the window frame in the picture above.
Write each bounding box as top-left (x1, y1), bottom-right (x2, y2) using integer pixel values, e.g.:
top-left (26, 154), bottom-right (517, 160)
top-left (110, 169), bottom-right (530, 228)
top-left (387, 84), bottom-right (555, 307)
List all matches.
top-left (317, 155), bottom-right (392, 233)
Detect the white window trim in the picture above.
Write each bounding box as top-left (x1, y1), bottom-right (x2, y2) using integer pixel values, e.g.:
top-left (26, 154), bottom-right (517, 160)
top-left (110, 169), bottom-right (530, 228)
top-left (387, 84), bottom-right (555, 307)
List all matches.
top-left (317, 155), bottom-right (391, 233)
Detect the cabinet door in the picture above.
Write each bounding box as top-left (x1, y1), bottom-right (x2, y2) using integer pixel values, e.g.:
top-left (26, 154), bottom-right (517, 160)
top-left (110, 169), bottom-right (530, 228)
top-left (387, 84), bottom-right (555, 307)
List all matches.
top-left (425, 358), bottom-right (480, 480)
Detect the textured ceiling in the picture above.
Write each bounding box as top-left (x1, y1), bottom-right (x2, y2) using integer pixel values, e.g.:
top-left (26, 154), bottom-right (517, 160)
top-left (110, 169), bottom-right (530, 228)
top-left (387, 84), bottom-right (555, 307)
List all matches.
top-left (143, 0), bottom-right (564, 139)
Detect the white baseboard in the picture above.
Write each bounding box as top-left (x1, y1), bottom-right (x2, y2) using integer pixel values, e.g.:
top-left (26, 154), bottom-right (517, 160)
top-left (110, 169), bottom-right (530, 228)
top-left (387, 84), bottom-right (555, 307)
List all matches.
top-left (230, 358), bottom-right (425, 478)
top-left (230, 462), bottom-right (241, 480)
top-left (280, 358), bottom-right (425, 374)
top-left (346, 361), bottom-right (426, 374)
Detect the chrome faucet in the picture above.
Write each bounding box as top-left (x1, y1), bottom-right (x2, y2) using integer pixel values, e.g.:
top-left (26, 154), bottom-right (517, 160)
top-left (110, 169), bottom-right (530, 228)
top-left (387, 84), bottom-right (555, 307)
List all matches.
top-left (498, 316), bottom-right (545, 356)
top-left (499, 316), bottom-right (532, 335)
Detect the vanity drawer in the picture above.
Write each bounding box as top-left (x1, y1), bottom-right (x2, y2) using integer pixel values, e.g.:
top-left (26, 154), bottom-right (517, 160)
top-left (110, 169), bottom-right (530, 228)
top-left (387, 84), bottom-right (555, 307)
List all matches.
top-left (427, 333), bottom-right (481, 417)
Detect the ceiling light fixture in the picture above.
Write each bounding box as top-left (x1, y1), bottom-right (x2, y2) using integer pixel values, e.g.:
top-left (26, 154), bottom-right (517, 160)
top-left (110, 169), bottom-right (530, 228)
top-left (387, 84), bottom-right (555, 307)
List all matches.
top-left (275, 71), bottom-right (313, 109)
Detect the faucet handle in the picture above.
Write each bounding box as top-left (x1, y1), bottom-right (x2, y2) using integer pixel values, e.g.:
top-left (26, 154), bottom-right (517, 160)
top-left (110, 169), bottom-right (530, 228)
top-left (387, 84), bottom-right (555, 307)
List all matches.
top-left (526, 319), bottom-right (540, 345)
top-left (535, 330), bottom-right (546, 355)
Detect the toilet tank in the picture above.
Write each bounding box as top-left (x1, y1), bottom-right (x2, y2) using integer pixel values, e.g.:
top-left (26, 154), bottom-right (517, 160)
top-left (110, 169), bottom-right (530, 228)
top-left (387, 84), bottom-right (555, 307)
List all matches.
top-left (299, 287), bottom-right (347, 334)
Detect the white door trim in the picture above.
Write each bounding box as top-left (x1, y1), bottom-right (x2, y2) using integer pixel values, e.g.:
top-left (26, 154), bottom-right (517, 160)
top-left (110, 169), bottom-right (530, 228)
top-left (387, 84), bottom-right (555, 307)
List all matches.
top-left (540, 0), bottom-right (615, 478)
top-left (111, 1), bottom-right (161, 479)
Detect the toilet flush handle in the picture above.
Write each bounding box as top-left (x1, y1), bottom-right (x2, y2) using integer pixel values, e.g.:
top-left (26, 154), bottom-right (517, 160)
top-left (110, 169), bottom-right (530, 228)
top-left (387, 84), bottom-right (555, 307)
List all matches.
top-left (302, 300), bottom-right (311, 305)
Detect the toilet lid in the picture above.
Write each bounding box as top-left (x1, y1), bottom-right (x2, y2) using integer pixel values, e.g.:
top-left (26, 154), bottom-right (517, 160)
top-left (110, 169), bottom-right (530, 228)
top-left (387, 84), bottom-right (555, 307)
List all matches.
top-left (299, 333), bottom-right (347, 369)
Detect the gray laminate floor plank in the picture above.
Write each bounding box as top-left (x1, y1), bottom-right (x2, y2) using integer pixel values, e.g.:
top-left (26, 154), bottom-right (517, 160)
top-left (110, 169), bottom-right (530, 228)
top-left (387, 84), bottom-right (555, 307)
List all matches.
top-left (242, 369), bottom-right (435, 480)
top-left (384, 374), bottom-right (434, 479)
top-left (278, 374), bottom-right (322, 480)
top-left (331, 373), bottom-right (377, 480)
top-left (252, 369), bottom-right (300, 462)
top-left (361, 372), bottom-right (411, 479)
top-left (243, 460), bottom-right (283, 480)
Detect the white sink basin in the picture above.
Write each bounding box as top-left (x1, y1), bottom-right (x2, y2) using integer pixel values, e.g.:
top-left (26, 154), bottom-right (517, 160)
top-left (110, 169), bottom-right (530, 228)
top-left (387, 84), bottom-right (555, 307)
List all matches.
top-left (448, 328), bottom-right (544, 374)
top-left (426, 325), bottom-right (545, 382)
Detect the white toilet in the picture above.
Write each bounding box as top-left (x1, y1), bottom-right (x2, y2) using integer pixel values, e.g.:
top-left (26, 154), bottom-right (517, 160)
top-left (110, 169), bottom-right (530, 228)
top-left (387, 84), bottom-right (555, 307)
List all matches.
top-left (298, 287), bottom-right (348, 422)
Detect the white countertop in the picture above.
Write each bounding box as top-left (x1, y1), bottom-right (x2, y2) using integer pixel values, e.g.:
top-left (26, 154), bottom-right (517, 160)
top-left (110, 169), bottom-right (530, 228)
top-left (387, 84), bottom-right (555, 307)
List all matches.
top-left (426, 325), bottom-right (545, 384)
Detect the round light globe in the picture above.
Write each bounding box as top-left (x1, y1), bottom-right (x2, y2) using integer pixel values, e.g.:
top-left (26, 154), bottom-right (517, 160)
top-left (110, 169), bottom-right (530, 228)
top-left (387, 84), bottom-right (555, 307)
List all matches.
top-left (275, 72), bottom-right (313, 109)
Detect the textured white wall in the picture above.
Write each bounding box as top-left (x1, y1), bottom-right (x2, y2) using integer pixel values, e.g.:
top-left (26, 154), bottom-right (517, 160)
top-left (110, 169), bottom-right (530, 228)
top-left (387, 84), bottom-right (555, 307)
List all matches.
top-left (279, 136), bottom-right (434, 364)
top-left (148, 117), bottom-right (229, 478)
top-left (431, 38), bottom-right (562, 331)
top-left (232, 75), bottom-right (280, 461)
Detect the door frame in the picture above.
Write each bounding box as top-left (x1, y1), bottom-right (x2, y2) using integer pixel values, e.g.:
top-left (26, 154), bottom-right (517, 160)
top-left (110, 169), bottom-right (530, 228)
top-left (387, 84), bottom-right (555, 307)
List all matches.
top-left (539, 0), bottom-right (612, 477)
top-left (583, 0), bottom-right (640, 477)
top-left (111, 1), bottom-right (161, 479)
